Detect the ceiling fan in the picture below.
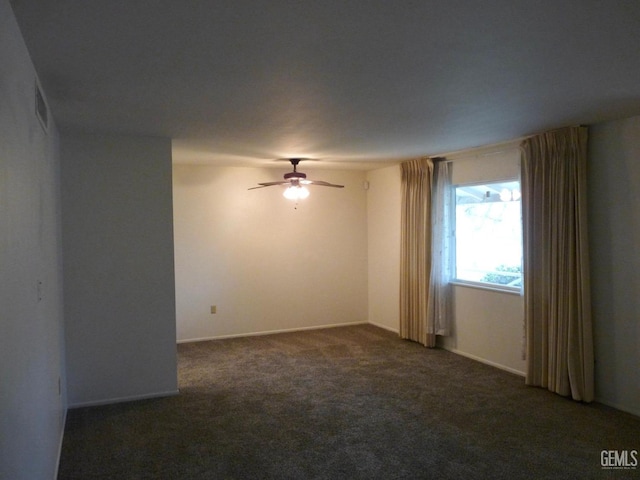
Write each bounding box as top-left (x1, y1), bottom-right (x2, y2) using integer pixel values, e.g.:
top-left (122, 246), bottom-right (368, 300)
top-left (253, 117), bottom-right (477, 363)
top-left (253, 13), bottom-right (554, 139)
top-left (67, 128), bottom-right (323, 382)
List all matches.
top-left (248, 158), bottom-right (344, 200)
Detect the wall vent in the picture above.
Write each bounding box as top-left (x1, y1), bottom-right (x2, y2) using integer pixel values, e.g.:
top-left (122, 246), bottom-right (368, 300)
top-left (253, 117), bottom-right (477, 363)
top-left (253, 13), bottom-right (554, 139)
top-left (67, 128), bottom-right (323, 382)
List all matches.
top-left (35, 82), bottom-right (48, 133)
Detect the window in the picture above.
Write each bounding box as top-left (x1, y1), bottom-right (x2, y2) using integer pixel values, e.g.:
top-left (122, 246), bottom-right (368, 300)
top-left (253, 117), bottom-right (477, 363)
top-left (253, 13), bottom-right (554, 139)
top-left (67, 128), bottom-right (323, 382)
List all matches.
top-left (454, 180), bottom-right (522, 290)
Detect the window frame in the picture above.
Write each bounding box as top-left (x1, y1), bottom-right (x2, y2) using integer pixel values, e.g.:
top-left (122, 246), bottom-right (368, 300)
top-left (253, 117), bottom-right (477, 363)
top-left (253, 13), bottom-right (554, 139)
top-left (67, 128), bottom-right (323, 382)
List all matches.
top-left (451, 178), bottom-right (523, 294)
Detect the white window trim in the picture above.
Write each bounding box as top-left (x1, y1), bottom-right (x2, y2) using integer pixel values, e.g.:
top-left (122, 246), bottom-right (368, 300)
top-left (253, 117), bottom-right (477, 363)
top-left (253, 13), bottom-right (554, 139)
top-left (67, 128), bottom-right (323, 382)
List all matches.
top-left (451, 178), bottom-right (523, 291)
top-left (450, 279), bottom-right (522, 296)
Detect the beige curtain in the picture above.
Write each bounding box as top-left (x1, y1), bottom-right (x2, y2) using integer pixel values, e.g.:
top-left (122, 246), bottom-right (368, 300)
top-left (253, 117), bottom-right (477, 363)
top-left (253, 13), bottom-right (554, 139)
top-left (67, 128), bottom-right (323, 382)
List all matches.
top-left (521, 126), bottom-right (594, 402)
top-left (400, 158), bottom-right (435, 347)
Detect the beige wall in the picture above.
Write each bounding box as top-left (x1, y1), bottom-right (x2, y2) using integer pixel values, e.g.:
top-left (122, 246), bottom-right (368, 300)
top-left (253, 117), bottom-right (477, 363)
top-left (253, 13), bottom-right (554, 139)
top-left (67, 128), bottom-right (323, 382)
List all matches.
top-left (61, 132), bottom-right (178, 407)
top-left (588, 115), bottom-right (640, 416)
top-left (173, 165), bottom-right (368, 341)
top-left (366, 165), bottom-right (402, 332)
top-left (440, 287), bottom-right (526, 375)
top-left (1, 1), bottom-right (66, 478)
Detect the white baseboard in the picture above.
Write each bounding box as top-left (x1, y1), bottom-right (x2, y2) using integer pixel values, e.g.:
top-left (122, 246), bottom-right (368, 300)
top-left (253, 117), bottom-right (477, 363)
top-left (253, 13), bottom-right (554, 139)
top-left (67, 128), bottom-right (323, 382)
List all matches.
top-left (367, 321), bottom-right (399, 334)
top-left (177, 321), bottom-right (369, 344)
top-left (68, 389), bottom-right (179, 409)
top-left (442, 346), bottom-right (526, 377)
top-left (595, 397), bottom-right (640, 418)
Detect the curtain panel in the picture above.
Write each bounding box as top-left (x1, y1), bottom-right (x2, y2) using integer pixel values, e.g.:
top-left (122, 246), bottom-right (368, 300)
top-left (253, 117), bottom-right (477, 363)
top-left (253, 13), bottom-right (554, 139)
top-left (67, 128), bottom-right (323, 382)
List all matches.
top-left (430, 160), bottom-right (452, 337)
top-left (521, 126), bottom-right (594, 402)
top-left (400, 158), bottom-right (434, 346)
top-left (400, 157), bottom-right (454, 347)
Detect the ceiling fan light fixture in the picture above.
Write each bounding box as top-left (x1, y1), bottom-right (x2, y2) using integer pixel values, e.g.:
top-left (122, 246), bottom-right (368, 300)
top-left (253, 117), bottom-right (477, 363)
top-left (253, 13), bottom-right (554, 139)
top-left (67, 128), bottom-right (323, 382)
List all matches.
top-left (249, 158), bottom-right (343, 197)
top-left (283, 185), bottom-right (310, 200)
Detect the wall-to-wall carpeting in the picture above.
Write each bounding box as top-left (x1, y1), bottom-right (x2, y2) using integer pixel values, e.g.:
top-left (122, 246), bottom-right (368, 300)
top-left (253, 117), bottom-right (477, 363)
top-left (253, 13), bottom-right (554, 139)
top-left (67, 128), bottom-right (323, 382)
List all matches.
top-left (58, 325), bottom-right (639, 479)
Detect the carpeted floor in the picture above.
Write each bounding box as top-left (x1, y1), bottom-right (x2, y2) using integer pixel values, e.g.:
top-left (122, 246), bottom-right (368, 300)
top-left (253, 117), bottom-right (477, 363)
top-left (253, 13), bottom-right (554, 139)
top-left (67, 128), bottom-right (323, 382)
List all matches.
top-left (58, 324), bottom-right (639, 479)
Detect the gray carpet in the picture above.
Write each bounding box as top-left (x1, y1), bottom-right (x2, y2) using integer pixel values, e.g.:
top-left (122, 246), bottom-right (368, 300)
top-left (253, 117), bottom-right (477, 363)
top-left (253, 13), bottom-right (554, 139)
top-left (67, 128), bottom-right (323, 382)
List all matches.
top-left (58, 324), bottom-right (639, 479)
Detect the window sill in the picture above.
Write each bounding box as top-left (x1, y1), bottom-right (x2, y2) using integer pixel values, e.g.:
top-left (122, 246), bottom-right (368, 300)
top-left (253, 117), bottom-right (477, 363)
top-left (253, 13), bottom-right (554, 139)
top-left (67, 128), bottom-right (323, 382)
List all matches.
top-left (450, 280), bottom-right (522, 296)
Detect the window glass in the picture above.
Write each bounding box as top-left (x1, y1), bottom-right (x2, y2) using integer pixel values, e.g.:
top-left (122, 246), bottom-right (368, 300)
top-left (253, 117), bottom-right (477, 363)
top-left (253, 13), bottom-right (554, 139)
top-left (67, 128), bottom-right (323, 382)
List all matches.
top-left (454, 180), bottom-right (522, 289)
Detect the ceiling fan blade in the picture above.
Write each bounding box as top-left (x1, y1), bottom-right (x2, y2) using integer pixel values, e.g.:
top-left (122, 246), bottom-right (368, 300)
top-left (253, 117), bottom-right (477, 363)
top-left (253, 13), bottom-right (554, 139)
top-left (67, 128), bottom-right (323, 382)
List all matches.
top-left (248, 181), bottom-right (290, 190)
top-left (304, 180), bottom-right (345, 188)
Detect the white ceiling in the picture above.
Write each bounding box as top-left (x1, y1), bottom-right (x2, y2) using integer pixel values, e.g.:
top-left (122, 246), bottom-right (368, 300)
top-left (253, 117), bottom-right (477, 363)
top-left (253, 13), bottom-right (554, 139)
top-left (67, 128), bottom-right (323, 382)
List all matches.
top-left (10, 0), bottom-right (640, 169)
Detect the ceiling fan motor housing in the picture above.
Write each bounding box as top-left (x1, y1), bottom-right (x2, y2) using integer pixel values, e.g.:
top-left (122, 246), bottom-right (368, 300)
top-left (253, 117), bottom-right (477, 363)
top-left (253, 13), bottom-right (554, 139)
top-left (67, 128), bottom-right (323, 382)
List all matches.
top-left (284, 158), bottom-right (306, 180)
top-left (284, 171), bottom-right (306, 180)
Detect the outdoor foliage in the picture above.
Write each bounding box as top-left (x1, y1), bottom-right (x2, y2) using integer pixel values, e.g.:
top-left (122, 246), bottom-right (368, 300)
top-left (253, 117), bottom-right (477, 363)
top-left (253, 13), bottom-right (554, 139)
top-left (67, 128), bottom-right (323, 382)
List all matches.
top-left (480, 264), bottom-right (522, 286)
